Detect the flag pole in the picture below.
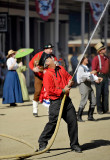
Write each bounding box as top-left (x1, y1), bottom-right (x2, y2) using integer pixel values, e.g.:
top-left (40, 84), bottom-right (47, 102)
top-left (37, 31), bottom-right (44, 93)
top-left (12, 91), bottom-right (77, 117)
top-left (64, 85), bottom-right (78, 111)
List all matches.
top-left (72, 0), bottom-right (110, 79)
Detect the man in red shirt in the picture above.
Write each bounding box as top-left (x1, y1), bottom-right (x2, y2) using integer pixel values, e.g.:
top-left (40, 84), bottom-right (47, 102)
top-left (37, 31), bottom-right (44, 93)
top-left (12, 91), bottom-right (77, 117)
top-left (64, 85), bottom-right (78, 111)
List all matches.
top-left (92, 42), bottom-right (110, 114)
top-left (29, 44), bottom-right (54, 117)
top-left (38, 54), bottom-right (82, 153)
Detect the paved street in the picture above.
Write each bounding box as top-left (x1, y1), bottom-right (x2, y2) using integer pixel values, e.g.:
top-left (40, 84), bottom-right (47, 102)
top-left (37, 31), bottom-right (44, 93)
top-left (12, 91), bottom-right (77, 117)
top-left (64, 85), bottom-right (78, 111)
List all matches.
top-left (0, 86), bottom-right (110, 160)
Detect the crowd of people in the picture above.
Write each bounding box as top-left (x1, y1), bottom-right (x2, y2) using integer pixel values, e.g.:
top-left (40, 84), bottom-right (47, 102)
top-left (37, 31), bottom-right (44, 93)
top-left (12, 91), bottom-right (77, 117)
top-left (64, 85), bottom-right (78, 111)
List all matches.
top-left (1, 42), bottom-right (110, 153)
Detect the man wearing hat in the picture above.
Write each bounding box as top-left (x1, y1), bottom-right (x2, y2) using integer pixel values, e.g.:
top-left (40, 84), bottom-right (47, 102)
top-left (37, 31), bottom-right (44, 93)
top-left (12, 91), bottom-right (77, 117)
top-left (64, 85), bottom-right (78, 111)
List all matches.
top-left (29, 44), bottom-right (56, 117)
top-left (92, 42), bottom-right (110, 114)
top-left (38, 54), bottom-right (82, 153)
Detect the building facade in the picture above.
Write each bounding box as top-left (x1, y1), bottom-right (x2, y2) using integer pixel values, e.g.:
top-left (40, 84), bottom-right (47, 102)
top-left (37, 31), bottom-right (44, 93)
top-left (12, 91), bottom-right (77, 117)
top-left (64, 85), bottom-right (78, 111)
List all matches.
top-left (0, 0), bottom-right (110, 86)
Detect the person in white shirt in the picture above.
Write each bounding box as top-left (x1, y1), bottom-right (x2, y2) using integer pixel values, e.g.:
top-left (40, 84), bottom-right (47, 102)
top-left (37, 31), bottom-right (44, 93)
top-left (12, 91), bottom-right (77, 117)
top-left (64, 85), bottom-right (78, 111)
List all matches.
top-left (76, 56), bottom-right (102, 122)
top-left (2, 50), bottom-right (23, 106)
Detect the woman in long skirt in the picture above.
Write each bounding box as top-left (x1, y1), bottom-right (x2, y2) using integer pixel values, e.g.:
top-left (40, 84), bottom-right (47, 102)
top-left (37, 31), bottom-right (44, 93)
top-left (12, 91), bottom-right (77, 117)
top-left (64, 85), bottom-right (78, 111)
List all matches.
top-left (2, 50), bottom-right (23, 106)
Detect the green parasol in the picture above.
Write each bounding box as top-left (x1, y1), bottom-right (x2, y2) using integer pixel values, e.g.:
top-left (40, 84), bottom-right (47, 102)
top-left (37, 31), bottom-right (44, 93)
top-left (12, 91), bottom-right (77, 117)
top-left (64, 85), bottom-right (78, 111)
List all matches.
top-left (15, 48), bottom-right (34, 58)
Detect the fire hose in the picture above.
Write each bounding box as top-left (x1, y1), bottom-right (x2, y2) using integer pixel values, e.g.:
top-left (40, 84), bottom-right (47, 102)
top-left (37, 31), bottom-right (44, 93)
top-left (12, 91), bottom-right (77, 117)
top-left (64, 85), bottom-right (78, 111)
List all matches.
top-left (0, 0), bottom-right (110, 159)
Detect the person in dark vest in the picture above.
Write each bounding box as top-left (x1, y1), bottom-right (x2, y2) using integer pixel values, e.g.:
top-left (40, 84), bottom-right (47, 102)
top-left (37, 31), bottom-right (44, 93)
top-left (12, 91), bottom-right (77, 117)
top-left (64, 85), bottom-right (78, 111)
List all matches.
top-left (92, 42), bottom-right (110, 114)
top-left (77, 55), bottom-right (103, 122)
top-left (38, 54), bottom-right (82, 153)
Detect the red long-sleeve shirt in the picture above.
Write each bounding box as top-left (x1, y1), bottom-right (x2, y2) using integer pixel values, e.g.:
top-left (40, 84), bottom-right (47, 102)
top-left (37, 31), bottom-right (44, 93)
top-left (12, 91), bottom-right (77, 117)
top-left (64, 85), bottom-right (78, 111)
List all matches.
top-left (92, 55), bottom-right (109, 74)
top-left (43, 66), bottom-right (72, 100)
top-left (29, 51), bottom-right (44, 79)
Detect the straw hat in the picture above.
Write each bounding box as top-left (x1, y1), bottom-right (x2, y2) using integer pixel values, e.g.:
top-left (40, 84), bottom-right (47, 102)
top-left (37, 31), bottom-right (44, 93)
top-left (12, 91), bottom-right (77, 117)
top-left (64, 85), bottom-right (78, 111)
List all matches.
top-left (7, 50), bottom-right (16, 58)
top-left (94, 42), bottom-right (105, 53)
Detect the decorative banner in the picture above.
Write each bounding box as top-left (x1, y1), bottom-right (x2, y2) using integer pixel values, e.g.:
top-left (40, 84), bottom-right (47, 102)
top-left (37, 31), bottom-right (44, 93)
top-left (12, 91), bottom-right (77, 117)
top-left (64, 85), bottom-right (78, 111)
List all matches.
top-left (35, 0), bottom-right (55, 21)
top-left (89, 2), bottom-right (104, 24)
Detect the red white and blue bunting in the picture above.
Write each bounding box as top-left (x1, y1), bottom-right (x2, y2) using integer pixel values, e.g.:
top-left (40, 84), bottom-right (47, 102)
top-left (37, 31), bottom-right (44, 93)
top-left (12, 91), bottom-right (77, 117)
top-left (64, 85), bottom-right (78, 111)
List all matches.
top-left (89, 2), bottom-right (104, 24)
top-left (35, 0), bottom-right (55, 21)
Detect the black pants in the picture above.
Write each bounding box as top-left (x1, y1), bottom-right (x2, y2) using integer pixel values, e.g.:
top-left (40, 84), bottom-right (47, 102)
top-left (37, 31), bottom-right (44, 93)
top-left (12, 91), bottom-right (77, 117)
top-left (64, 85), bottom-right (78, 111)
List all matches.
top-left (95, 74), bottom-right (109, 113)
top-left (38, 97), bottom-right (79, 149)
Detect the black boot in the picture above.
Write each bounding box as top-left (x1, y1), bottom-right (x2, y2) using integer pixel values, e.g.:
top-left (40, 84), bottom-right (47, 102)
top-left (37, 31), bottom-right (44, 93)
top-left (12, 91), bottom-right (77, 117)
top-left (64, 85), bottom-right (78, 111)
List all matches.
top-left (77, 108), bottom-right (85, 122)
top-left (88, 108), bottom-right (95, 121)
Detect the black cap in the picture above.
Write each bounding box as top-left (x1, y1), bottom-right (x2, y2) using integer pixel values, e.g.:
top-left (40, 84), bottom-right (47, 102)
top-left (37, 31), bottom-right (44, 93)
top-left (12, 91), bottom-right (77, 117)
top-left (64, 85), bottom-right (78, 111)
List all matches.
top-left (38, 52), bottom-right (52, 66)
top-left (43, 43), bottom-right (54, 49)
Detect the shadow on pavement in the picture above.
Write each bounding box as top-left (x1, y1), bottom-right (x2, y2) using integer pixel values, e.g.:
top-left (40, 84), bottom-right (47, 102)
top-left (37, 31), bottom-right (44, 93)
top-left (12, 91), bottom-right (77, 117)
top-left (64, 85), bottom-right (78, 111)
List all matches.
top-left (96, 116), bottom-right (110, 121)
top-left (5, 140), bottom-right (110, 160)
top-left (33, 115), bottom-right (48, 118)
top-left (0, 104), bottom-right (32, 109)
top-left (76, 111), bottom-right (110, 116)
top-left (82, 139), bottom-right (110, 151)
top-left (0, 114), bottom-right (6, 116)
top-left (37, 149), bottom-right (71, 159)
top-left (20, 149), bottom-right (70, 160)
top-left (31, 140), bottom-right (110, 159)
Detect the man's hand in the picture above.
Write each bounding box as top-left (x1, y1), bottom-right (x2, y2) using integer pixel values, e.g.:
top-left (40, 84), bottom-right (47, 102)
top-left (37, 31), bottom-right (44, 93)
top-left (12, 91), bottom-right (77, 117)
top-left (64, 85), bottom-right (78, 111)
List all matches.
top-left (63, 85), bottom-right (71, 95)
top-left (68, 79), bottom-right (74, 88)
top-left (98, 77), bottom-right (103, 82)
top-left (33, 66), bottom-right (43, 73)
top-left (90, 70), bottom-right (97, 74)
top-left (95, 77), bottom-right (103, 83)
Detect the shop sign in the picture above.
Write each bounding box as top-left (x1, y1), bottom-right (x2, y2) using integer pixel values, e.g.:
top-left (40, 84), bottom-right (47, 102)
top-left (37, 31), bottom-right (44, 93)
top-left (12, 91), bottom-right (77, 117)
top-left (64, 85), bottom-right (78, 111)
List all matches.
top-left (0, 13), bottom-right (7, 32)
